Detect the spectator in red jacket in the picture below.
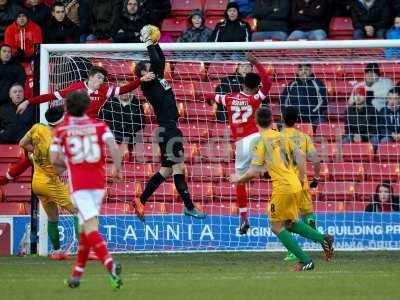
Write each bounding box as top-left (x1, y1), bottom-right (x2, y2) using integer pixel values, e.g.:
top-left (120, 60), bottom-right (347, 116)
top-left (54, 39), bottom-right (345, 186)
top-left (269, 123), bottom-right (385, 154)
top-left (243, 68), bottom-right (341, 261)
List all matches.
top-left (4, 8), bottom-right (43, 61)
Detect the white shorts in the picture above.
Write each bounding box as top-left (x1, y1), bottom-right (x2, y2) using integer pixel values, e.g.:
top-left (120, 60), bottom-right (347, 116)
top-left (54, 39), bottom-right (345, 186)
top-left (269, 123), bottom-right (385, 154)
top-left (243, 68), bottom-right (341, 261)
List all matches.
top-left (235, 132), bottom-right (260, 175)
top-left (72, 189), bottom-right (105, 225)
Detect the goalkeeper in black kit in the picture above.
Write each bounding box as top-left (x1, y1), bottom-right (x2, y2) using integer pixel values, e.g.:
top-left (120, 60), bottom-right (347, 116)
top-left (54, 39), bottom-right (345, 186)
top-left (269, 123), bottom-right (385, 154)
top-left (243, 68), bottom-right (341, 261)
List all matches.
top-left (132, 25), bottom-right (207, 221)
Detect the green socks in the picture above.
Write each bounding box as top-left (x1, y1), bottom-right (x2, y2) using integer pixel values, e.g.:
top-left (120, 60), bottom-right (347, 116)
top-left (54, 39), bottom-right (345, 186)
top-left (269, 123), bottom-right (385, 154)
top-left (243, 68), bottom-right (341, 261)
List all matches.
top-left (277, 229), bottom-right (311, 263)
top-left (302, 213), bottom-right (317, 229)
top-left (73, 216), bottom-right (80, 240)
top-left (289, 221), bottom-right (324, 243)
top-left (48, 221), bottom-right (60, 250)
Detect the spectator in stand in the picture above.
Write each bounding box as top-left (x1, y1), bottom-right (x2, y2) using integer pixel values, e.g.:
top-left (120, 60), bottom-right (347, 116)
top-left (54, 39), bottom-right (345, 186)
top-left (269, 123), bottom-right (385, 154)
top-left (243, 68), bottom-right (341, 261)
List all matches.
top-left (0, 44), bottom-right (26, 106)
top-left (365, 181), bottom-right (400, 212)
top-left (0, 0), bottom-right (21, 40)
top-left (111, 0), bottom-right (148, 43)
top-left (214, 62), bottom-right (253, 122)
top-left (210, 2), bottom-right (252, 42)
top-left (0, 83), bottom-right (35, 143)
top-left (25, 0), bottom-right (51, 30)
top-left (332, 0), bottom-right (351, 16)
top-left (385, 16), bottom-right (400, 59)
top-left (351, 0), bottom-right (390, 39)
top-left (353, 63), bottom-right (393, 112)
top-left (139, 0), bottom-right (170, 27)
top-left (44, 1), bottom-right (79, 43)
top-left (99, 91), bottom-right (145, 158)
top-left (4, 8), bottom-right (43, 62)
top-left (343, 85), bottom-right (378, 144)
top-left (375, 88), bottom-right (400, 144)
top-left (251, 0), bottom-right (290, 41)
top-left (287, 0), bottom-right (329, 41)
top-left (177, 9), bottom-right (212, 43)
top-left (280, 63), bottom-right (328, 127)
top-left (235, 0), bottom-right (255, 16)
top-left (86, 0), bottom-right (122, 41)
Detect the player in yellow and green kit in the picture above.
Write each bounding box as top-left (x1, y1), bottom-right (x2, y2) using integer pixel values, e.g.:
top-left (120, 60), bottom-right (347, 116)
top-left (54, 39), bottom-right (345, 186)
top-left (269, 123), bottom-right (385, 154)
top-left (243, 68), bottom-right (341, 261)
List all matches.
top-left (230, 107), bottom-right (333, 271)
top-left (281, 106), bottom-right (322, 261)
top-left (19, 106), bottom-right (79, 260)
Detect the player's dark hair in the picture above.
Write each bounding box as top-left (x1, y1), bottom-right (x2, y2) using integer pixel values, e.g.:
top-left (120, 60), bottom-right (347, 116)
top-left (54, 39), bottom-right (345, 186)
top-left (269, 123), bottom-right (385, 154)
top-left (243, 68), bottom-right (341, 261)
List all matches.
top-left (52, 1), bottom-right (65, 11)
top-left (135, 61), bottom-right (150, 77)
top-left (282, 106), bottom-right (299, 127)
top-left (88, 66), bottom-right (108, 78)
top-left (255, 107), bottom-right (272, 128)
top-left (364, 63), bottom-right (380, 76)
top-left (10, 82), bottom-right (24, 90)
top-left (244, 72), bottom-right (261, 90)
top-left (45, 106), bottom-right (64, 125)
top-left (66, 90), bottom-right (90, 117)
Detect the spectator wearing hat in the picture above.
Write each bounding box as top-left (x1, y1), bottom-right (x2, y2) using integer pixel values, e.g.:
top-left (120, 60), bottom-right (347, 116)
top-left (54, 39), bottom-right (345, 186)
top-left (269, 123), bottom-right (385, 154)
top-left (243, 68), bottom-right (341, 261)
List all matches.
top-left (0, 0), bottom-right (21, 40)
top-left (252, 0), bottom-right (290, 41)
top-left (210, 2), bottom-right (252, 42)
top-left (280, 63), bottom-right (328, 127)
top-left (44, 1), bottom-right (79, 43)
top-left (365, 181), bottom-right (400, 212)
top-left (4, 8), bottom-right (42, 61)
top-left (287, 0), bottom-right (329, 41)
top-left (177, 9), bottom-right (212, 43)
top-left (343, 85), bottom-right (378, 144)
top-left (375, 88), bottom-right (400, 144)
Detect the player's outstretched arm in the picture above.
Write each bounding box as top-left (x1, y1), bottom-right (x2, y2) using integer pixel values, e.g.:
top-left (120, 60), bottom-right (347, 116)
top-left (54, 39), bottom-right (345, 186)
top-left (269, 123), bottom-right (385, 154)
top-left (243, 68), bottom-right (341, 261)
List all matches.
top-left (245, 52), bottom-right (272, 95)
top-left (117, 72), bottom-right (155, 95)
top-left (105, 137), bottom-right (122, 182)
top-left (229, 166), bottom-right (258, 184)
top-left (308, 151), bottom-right (321, 188)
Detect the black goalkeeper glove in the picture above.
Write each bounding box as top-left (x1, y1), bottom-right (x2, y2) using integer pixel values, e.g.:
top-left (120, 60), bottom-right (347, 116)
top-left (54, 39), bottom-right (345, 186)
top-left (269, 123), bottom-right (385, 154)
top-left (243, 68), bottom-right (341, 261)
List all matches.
top-left (309, 177), bottom-right (319, 188)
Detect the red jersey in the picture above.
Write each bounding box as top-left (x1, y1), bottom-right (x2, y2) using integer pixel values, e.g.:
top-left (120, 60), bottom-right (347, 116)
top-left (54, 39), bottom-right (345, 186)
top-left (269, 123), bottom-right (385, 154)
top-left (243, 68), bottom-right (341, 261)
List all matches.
top-left (50, 115), bottom-right (113, 192)
top-left (212, 64), bottom-right (272, 141)
top-left (28, 80), bottom-right (141, 118)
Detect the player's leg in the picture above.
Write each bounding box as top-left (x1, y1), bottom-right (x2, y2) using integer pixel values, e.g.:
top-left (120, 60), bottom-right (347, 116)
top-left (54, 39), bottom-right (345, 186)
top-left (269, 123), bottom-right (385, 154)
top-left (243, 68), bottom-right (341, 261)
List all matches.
top-left (41, 200), bottom-right (64, 259)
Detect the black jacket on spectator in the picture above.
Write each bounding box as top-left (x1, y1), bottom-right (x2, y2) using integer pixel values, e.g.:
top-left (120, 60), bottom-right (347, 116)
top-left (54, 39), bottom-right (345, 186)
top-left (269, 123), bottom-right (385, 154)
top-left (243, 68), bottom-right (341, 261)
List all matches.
top-left (44, 15), bottom-right (80, 43)
top-left (377, 106), bottom-right (400, 137)
top-left (0, 2), bottom-right (20, 40)
top-left (111, 3), bottom-right (148, 43)
top-left (290, 0), bottom-right (330, 31)
top-left (100, 96), bottom-right (145, 144)
top-left (280, 75), bottom-right (327, 124)
top-left (211, 19), bottom-right (252, 42)
top-left (140, 0), bottom-right (171, 27)
top-left (253, 0), bottom-right (290, 33)
top-left (89, 0), bottom-right (122, 39)
top-left (332, 0), bottom-right (352, 16)
top-left (344, 103), bottom-right (378, 140)
top-left (0, 101), bottom-right (35, 143)
top-left (351, 0), bottom-right (390, 30)
top-left (0, 60), bottom-right (26, 106)
top-left (26, 3), bottom-right (51, 30)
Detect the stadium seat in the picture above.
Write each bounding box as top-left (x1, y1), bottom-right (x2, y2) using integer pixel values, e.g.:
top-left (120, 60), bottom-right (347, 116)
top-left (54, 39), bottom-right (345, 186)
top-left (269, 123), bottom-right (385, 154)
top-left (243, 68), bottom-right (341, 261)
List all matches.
top-left (248, 180), bottom-right (272, 200)
top-left (364, 163), bottom-right (400, 181)
top-left (341, 143), bottom-right (374, 162)
top-left (314, 201), bottom-right (343, 212)
top-left (294, 123), bottom-right (313, 136)
top-left (344, 201), bottom-right (367, 212)
top-left (307, 162), bottom-right (330, 181)
top-left (242, 17), bottom-right (257, 32)
top-left (171, 81), bottom-right (195, 101)
top-left (107, 182), bottom-right (142, 202)
top-left (376, 143), bottom-right (400, 162)
top-left (329, 17), bottom-right (353, 38)
top-left (181, 102), bottom-right (215, 120)
top-left (171, 0), bottom-right (203, 16)
top-left (101, 202), bottom-right (134, 215)
top-left (193, 81), bottom-right (220, 100)
top-left (204, 16), bottom-right (225, 30)
top-left (315, 123), bottom-right (345, 142)
top-left (187, 163), bottom-right (223, 182)
top-left (327, 80), bottom-right (356, 98)
top-left (315, 143), bottom-right (337, 162)
top-left (113, 163), bottom-right (154, 181)
top-left (319, 181), bottom-right (356, 201)
top-left (0, 164), bottom-right (32, 182)
top-left (133, 143), bottom-right (160, 163)
top-left (312, 64), bottom-right (345, 79)
top-left (355, 182), bottom-right (379, 202)
top-left (273, 64), bottom-right (297, 80)
top-left (0, 145), bottom-right (23, 163)
top-left (179, 122), bottom-right (210, 142)
top-left (207, 63), bottom-right (238, 80)
top-left (211, 123), bottom-right (231, 141)
top-left (199, 143), bottom-right (233, 162)
top-left (152, 182), bottom-right (177, 202)
top-left (187, 182), bottom-right (214, 201)
top-left (0, 202), bottom-right (29, 215)
top-left (184, 143), bottom-right (200, 163)
top-left (213, 182), bottom-right (236, 200)
top-left (173, 62), bottom-right (206, 81)
top-left (329, 162), bottom-right (365, 182)
top-left (161, 17), bottom-right (189, 38)
top-left (327, 100), bottom-right (347, 121)
top-left (204, 0), bottom-right (228, 16)
top-left (2, 183), bottom-right (31, 202)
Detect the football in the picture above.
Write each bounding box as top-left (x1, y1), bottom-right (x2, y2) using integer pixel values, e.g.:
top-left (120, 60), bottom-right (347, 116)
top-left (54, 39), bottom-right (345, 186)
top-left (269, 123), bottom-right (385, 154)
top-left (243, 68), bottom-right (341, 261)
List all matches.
top-left (140, 25), bottom-right (161, 44)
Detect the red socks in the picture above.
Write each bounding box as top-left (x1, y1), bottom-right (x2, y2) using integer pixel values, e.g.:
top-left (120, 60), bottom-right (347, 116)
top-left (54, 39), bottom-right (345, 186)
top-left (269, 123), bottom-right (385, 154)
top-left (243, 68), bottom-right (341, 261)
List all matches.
top-left (71, 233), bottom-right (90, 278)
top-left (236, 184), bottom-right (248, 221)
top-left (86, 231), bottom-right (113, 272)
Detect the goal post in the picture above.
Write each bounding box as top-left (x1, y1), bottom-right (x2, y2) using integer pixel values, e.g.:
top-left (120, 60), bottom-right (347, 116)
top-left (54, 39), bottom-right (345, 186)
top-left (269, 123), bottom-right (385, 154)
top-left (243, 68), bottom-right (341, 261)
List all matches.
top-left (37, 40), bottom-right (400, 255)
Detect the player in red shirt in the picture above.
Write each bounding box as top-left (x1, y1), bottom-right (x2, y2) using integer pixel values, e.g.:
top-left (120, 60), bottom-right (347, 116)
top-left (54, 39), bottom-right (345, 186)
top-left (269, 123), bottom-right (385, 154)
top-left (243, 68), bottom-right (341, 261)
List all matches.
top-left (16, 65), bottom-right (155, 117)
top-left (207, 53), bottom-right (272, 234)
top-left (50, 90), bottom-right (123, 289)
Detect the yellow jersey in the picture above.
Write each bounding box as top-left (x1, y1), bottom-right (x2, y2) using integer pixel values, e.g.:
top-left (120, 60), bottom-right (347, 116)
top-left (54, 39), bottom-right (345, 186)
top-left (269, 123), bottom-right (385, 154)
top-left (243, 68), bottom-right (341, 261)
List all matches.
top-left (251, 128), bottom-right (302, 195)
top-left (23, 124), bottom-right (62, 184)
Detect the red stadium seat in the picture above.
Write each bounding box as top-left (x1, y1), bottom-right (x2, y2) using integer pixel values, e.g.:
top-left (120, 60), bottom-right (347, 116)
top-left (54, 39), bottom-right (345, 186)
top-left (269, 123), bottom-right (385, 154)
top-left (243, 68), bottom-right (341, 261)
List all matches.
top-left (213, 182), bottom-right (236, 200)
top-left (183, 143), bottom-right (200, 163)
top-left (312, 64), bottom-right (345, 79)
top-left (294, 123), bottom-right (313, 136)
top-left (329, 17), bottom-right (353, 36)
top-left (2, 183), bottom-right (31, 202)
top-left (319, 182), bottom-right (356, 201)
top-left (173, 62), bottom-right (206, 81)
top-left (315, 143), bottom-right (337, 162)
top-left (107, 182), bottom-right (142, 201)
top-left (327, 100), bottom-right (347, 121)
top-left (273, 64), bottom-right (297, 80)
top-left (152, 182), bottom-right (177, 202)
top-left (0, 202), bottom-right (29, 215)
top-left (111, 163), bottom-right (154, 181)
top-left (204, 0), bottom-right (228, 16)
top-left (344, 201), bottom-right (367, 212)
top-left (327, 80), bottom-right (356, 98)
top-left (179, 122), bottom-right (210, 142)
top-left (172, 81), bottom-right (195, 101)
top-left (181, 102), bottom-right (215, 120)
top-left (329, 162), bottom-right (365, 182)
top-left (207, 63), bottom-right (238, 80)
top-left (171, 0), bottom-right (203, 16)
top-left (355, 182), bottom-right (379, 202)
top-left (187, 182), bottom-right (214, 201)
top-left (242, 17), bottom-right (257, 32)
top-left (161, 17), bottom-right (189, 38)
top-left (133, 143), bottom-right (160, 163)
top-left (307, 162), bottom-right (330, 181)
top-left (204, 16), bottom-right (225, 30)
top-left (364, 163), bottom-right (400, 181)
top-left (341, 143), bottom-right (374, 162)
top-left (315, 123), bottom-right (345, 142)
top-left (248, 180), bottom-right (272, 200)
top-left (211, 123), bottom-right (231, 141)
top-left (187, 163), bottom-right (223, 182)
top-left (0, 145), bottom-right (23, 163)
top-left (199, 143), bottom-right (233, 162)
top-left (376, 143), bottom-right (400, 162)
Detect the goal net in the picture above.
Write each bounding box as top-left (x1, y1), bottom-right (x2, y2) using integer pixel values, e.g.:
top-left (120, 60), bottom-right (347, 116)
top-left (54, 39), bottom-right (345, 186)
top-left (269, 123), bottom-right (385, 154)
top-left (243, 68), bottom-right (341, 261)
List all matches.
top-left (38, 41), bottom-right (400, 255)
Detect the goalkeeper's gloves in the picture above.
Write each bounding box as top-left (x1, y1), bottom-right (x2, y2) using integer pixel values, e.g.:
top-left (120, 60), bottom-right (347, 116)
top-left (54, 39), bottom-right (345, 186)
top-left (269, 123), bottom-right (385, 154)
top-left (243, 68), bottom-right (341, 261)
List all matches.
top-left (140, 27), bottom-right (153, 47)
top-left (309, 177), bottom-right (320, 188)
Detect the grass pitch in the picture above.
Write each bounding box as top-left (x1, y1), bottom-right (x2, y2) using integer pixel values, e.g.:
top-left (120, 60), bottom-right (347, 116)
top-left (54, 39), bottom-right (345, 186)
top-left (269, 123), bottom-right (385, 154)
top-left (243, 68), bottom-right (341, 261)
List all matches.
top-left (1, 251), bottom-right (400, 300)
